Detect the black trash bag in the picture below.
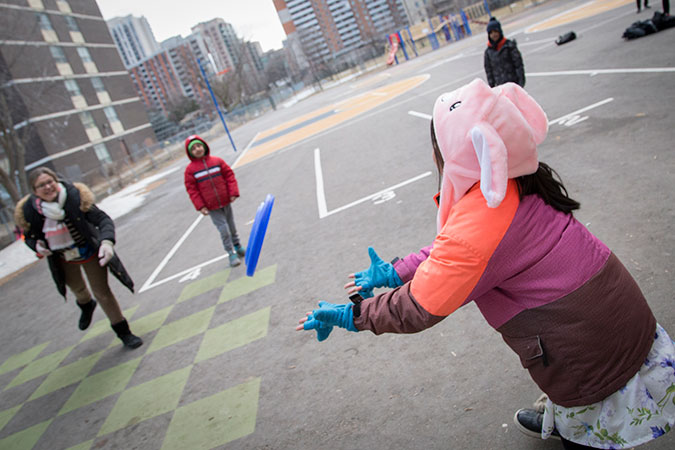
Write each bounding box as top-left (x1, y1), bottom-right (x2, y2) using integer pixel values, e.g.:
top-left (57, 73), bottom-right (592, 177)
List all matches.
top-left (622, 19), bottom-right (658, 39)
top-left (555, 31), bottom-right (576, 45)
top-left (652, 11), bottom-right (675, 30)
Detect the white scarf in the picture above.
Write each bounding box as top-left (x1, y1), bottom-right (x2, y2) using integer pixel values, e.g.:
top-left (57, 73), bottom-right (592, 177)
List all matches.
top-left (39, 184), bottom-right (75, 251)
top-left (39, 183), bottom-right (67, 220)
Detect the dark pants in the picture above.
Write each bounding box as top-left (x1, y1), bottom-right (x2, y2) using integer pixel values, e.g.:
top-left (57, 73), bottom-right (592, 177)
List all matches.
top-left (63, 258), bottom-right (124, 324)
top-left (664, 0), bottom-right (670, 14)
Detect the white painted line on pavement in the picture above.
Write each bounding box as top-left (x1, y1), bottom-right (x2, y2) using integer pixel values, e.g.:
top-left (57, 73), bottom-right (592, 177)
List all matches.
top-left (408, 97), bottom-right (614, 127)
top-left (528, 68), bottom-right (675, 77)
top-left (408, 111), bottom-right (432, 120)
top-left (425, 53), bottom-right (466, 71)
top-left (314, 147), bottom-right (431, 219)
top-left (139, 214), bottom-right (207, 293)
top-left (232, 131), bottom-right (261, 168)
top-left (548, 97), bottom-right (613, 126)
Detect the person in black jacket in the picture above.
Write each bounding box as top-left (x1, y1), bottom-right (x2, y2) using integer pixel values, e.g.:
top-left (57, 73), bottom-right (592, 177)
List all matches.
top-left (483, 17), bottom-right (525, 88)
top-left (14, 167), bottom-right (142, 349)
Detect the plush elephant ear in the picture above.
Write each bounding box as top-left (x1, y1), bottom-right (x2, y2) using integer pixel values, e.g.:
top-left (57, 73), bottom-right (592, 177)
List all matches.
top-left (471, 124), bottom-right (508, 208)
top-left (498, 83), bottom-right (548, 144)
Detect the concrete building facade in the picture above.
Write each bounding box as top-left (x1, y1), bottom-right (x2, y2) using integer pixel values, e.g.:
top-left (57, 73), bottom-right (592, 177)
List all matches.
top-left (107, 14), bottom-right (160, 69)
top-left (273, 0), bottom-right (409, 69)
top-left (0, 0), bottom-right (156, 184)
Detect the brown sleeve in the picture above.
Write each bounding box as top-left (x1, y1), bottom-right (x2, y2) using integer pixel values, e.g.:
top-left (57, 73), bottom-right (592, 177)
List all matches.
top-left (353, 281), bottom-right (445, 335)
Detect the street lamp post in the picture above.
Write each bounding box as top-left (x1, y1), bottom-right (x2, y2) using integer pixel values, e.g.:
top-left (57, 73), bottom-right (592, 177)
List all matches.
top-left (197, 57), bottom-right (237, 152)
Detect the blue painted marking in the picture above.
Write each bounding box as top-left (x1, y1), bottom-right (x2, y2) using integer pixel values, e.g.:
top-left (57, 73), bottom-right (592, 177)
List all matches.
top-left (252, 110), bottom-right (338, 147)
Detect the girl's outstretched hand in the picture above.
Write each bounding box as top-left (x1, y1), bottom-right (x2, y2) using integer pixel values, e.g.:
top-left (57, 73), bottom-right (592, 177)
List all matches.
top-left (296, 301), bottom-right (358, 342)
top-left (343, 247), bottom-right (402, 298)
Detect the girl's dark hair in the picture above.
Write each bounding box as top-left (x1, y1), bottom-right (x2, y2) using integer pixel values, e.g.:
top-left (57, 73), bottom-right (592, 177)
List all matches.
top-left (430, 120), bottom-right (444, 191)
top-left (430, 120), bottom-right (580, 214)
top-left (515, 162), bottom-right (580, 214)
top-left (28, 167), bottom-right (59, 192)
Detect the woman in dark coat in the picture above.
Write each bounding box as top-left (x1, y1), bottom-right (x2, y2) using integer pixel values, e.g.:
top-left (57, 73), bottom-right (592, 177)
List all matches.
top-left (14, 167), bottom-right (142, 348)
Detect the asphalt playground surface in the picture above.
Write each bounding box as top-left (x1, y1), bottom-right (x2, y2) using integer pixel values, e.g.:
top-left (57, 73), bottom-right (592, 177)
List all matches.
top-left (1, 0), bottom-right (674, 448)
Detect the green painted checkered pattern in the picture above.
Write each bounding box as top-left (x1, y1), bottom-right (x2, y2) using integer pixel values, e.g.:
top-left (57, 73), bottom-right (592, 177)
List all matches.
top-left (0, 265), bottom-right (276, 449)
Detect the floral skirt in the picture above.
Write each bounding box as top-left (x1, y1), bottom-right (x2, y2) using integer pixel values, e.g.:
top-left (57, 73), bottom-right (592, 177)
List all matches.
top-left (542, 323), bottom-right (675, 448)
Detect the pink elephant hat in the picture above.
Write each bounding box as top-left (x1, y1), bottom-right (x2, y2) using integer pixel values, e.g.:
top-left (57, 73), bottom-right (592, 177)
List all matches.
top-left (432, 78), bottom-right (549, 230)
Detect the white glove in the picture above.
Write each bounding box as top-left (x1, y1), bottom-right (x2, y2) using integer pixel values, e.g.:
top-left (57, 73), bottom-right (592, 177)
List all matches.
top-left (36, 240), bottom-right (52, 256)
top-left (98, 240), bottom-right (114, 266)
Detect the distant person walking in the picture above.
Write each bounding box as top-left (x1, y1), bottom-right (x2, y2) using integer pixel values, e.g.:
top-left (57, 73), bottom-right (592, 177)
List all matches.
top-left (483, 17), bottom-right (525, 88)
top-left (14, 167), bottom-right (142, 349)
top-left (183, 135), bottom-right (246, 267)
top-left (636, 0), bottom-right (651, 13)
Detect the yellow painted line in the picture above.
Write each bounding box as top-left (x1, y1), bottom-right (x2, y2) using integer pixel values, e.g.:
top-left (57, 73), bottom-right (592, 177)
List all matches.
top-left (234, 74), bottom-right (429, 168)
top-left (256, 104), bottom-right (336, 140)
top-left (527, 0), bottom-right (632, 32)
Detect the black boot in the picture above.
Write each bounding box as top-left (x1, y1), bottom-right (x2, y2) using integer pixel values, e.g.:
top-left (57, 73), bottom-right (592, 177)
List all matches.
top-left (111, 319), bottom-right (143, 349)
top-left (76, 299), bottom-right (97, 330)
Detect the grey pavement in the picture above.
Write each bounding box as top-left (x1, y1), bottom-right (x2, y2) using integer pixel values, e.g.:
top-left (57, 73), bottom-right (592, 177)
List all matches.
top-left (1, 0), bottom-right (674, 449)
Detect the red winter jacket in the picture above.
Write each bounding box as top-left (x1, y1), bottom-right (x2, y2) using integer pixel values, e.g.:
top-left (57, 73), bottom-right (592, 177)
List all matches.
top-left (184, 135), bottom-right (239, 211)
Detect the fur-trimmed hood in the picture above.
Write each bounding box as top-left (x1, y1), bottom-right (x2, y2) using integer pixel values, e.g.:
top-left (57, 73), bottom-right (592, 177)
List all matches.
top-left (14, 182), bottom-right (95, 232)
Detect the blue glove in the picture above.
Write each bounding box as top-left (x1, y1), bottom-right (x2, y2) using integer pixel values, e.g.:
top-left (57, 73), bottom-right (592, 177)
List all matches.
top-left (303, 301), bottom-right (358, 342)
top-left (354, 247), bottom-right (403, 298)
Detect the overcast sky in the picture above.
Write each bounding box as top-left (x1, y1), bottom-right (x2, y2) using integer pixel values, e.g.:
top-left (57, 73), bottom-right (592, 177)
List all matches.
top-left (96, 0), bottom-right (287, 52)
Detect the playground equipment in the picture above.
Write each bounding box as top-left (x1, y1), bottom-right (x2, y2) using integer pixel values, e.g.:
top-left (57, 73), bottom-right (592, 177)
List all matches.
top-left (384, 0), bottom-right (492, 65)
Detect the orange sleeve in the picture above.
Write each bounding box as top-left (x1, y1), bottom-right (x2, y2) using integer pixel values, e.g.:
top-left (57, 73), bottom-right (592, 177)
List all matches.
top-left (411, 180), bottom-right (520, 316)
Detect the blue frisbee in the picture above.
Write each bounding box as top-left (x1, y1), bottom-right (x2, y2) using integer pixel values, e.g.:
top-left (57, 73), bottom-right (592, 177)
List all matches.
top-left (245, 194), bottom-right (274, 277)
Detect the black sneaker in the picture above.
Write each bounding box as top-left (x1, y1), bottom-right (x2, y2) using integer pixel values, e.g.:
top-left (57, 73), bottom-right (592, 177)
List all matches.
top-left (513, 408), bottom-right (561, 440)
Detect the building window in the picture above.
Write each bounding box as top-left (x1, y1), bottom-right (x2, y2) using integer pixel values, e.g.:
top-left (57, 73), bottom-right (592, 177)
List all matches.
top-left (64, 79), bottom-right (86, 108)
top-left (76, 47), bottom-right (93, 63)
top-left (50, 45), bottom-right (72, 75)
top-left (103, 106), bottom-right (119, 122)
top-left (79, 111), bottom-right (101, 141)
top-left (77, 47), bottom-right (98, 73)
top-left (93, 144), bottom-right (112, 164)
top-left (104, 106), bottom-right (124, 133)
top-left (49, 46), bottom-right (67, 63)
top-left (37, 13), bottom-right (58, 42)
top-left (79, 111), bottom-right (95, 128)
top-left (65, 15), bottom-right (84, 43)
top-left (37, 13), bottom-right (53, 31)
top-left (65, 16), bottom-right (79, 32)
top-left (91, 77), bottom-right (105, 93)
top-left (64, 79), bottom-right (81, 96)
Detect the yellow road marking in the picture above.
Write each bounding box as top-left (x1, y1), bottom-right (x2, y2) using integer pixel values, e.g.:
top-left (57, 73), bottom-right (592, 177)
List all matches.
top-left (527, 0), bottom-right (632, 32)
top-left (234, 74), bottom-right (429, 168)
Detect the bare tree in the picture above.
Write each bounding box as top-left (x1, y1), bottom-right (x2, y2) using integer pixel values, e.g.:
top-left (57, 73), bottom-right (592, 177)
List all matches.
top-left (0, 15), bottom-right (66, 205)
top-left (207, 35), bottom-right (268, 112)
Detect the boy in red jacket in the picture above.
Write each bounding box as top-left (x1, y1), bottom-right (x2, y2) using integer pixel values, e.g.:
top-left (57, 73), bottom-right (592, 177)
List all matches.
top-left (184, 135), bottom-right (245, 267)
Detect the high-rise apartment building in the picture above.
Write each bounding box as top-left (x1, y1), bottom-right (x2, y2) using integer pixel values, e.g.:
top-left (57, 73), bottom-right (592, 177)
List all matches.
top-left (161, 34), bottom-right (215, 112)
top-left (400, 0), bottom-right (430, 24)
top-left (191, 18), bottom-right (239, 73)
top-left (274, 0), bottom-right (409, 68)
top-left (107, 15), bottom-right (161, 69)
top-left (0, 0), bottom-right (156, 188)
top-left (127, 52), bottom-right (183, 116)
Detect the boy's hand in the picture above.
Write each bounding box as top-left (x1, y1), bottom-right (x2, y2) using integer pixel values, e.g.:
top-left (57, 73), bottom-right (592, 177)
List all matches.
top-left (200, 207), bottom-right (209, 215)
top-left (230, 196), bottom-right (237, 202)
